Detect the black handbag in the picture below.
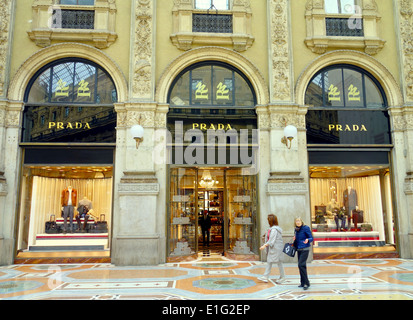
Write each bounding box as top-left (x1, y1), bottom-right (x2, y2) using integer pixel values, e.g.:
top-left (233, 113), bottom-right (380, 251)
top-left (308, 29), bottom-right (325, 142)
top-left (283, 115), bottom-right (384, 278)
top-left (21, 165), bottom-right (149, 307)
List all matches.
top-left (283, 242), bottom-right (296, 257)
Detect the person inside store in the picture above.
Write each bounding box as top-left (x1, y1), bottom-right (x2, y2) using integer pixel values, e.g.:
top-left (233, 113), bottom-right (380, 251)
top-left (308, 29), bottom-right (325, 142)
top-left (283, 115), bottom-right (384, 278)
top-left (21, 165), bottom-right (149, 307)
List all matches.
top-left (61, 186), bottom-right (77, 233)
top-left (199, 210), bottom-right (212, 246)
top-left (293, 217), bottom-right (313, 290)
top-left (259, 214), bottom-right (286, 284)
top-left (76, 197), bottom-right (93, 232)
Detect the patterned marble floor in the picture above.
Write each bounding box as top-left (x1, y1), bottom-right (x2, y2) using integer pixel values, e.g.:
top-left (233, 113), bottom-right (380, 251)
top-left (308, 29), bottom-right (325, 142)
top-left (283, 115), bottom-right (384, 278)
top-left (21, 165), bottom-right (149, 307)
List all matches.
top-left (1, 254), bottom-right (413, 301)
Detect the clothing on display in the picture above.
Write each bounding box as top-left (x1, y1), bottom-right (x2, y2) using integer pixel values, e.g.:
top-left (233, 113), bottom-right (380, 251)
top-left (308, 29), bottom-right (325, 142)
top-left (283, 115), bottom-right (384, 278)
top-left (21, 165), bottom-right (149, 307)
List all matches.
top-left (61, 186), bottom-right (77, 232)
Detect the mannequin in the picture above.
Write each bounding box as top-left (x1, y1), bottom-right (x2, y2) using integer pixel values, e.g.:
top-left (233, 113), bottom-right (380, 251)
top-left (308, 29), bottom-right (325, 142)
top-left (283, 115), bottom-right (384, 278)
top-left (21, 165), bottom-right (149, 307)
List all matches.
top-left (343, 186), bottom-right (358, 230)
top-left (326, 198), bottom-right (339, 216)
top-left (76, 197), bottom-right (93, 232)
top-left (61, 186), bottom-right (78, 233)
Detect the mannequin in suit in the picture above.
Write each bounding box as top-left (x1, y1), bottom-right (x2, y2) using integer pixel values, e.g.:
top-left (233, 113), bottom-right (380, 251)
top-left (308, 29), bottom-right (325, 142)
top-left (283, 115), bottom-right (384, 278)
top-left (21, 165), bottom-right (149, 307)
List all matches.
top-left (61, 186), bottom-right (78, 233)
top-left (343, 186), bottom-right (358, 231)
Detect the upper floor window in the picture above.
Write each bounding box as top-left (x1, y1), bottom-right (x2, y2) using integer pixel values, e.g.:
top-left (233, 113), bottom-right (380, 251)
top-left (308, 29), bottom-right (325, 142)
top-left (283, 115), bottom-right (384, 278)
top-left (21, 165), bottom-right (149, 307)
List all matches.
top-left (305, 0), bottom-right (384, 54)
top-left (325, 0), bottom-right (360, 14)
top-left (168, 62), bottom-right (255, 108)
top-left (29, 1), bottom-right (117, 48)
top-left (305, 65), bottom-right (386, 109)
top-left (195, 0), bottom-right (230, 10)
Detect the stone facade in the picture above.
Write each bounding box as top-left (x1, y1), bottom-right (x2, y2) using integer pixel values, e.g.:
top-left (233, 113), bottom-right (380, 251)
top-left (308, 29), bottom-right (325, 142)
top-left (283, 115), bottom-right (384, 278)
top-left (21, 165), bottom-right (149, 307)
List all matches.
top-left (1, 0), bottom-right (413, 265)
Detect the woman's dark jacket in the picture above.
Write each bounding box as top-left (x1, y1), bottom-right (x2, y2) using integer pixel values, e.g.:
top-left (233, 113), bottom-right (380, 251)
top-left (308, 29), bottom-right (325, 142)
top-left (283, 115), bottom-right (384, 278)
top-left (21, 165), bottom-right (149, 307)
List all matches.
top-left (294, 225), bottom-right (313, 249)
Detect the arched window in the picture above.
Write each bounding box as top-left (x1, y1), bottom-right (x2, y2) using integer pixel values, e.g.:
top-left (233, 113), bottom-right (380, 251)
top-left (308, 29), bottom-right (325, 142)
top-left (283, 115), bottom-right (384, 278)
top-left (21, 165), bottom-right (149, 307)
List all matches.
top-left (22, 58), bottom-right (117, 143)
top-left (305, 65), bottom-right (386, 109)
top-left (25, 58), bottom-right (117, 105)
top-left (168, 62), bottom-right (256, 108)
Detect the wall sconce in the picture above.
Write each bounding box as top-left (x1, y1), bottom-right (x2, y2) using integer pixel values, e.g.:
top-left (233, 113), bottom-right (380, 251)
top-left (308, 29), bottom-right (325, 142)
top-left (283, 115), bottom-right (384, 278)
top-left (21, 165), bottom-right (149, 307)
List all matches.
top-left (281, 125), bottom-right (297, 149)
top-left (130, 124), bottom-right (144, 149)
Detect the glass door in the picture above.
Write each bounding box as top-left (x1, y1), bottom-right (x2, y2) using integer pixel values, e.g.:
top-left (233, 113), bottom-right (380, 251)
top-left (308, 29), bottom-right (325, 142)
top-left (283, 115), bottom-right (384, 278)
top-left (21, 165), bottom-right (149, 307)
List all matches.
top-left (168, 167), bottom-right (259, 258)
top-left (225, 169), bottom-right (258, 255)
top-left (168, 168), bottom-right (197, 257)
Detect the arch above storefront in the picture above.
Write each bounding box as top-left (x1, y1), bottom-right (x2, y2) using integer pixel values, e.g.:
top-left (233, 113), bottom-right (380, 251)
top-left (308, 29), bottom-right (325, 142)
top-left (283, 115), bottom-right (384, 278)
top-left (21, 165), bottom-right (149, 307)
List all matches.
top-left (8, 43), bottom-right (128, 103)
top-left (295, 50), bottom-right (403, 108)
top-left (156, 46), bottom-right (269, 106)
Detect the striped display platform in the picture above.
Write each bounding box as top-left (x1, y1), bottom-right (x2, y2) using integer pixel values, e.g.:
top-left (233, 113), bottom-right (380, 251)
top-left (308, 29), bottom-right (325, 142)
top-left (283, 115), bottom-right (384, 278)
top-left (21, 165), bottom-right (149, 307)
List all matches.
top-left (29, 233), bottom-right (109, 251)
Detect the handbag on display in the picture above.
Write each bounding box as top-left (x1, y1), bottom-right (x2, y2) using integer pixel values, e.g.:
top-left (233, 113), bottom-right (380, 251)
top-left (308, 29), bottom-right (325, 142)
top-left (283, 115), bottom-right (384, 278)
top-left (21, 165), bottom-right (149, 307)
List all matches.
top-left (45, 214), bottom-right (58, 234)
top-left (282, 242), bottom-right (296, 257)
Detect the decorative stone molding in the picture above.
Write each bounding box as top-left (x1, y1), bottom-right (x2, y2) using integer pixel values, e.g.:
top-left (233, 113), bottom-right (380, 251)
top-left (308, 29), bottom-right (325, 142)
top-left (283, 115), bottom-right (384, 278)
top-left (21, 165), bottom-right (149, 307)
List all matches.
top-left (118, 171), bottom-right (160, 195)
top-left (405, 172), bottom-right (413, 195)
top-left (0, 0), bottom-right (12, 97)
top-left (268, 0), bottom-right (293, 102)
top-left (398, 0), bottom-right (413, 102)
top-left (267, 172), bottom-right (308, 195)
top-left (256, 104), bottom-right (307, 130)
top-left (131, 0), bottom-right (155, 100)
top-left (115, 102), bottom-right (167, 129)
top-left (27, 0), bottom-right (117, 49)
top-left (170, 0), bottom-right (254, 51)
top-left (304, 0), bottom-right (386, 55)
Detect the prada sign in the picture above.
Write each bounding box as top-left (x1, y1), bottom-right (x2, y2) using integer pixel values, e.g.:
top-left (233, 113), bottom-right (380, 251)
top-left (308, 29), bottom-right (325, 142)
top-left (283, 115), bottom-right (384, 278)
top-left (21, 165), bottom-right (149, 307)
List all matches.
top-left (306, 110), bottom-right (391, 145)
top-left (22, 105), bottom-right (116, 143)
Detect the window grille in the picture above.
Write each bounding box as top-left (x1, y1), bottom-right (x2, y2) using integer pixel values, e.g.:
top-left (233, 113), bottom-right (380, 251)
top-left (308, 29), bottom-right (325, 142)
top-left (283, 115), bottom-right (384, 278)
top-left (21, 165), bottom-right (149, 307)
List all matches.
top-left (326, 18), bottom-right (364, 37)
top-left (52, 9), bottom-right (95, 29)
top-left (192, 14), bottom-right (233, 33)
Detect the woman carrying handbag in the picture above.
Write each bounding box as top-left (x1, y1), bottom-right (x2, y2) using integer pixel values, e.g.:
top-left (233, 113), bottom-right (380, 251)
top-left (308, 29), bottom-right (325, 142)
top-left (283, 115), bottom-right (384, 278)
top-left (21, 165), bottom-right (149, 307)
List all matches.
top-left (258, 214), bottom-right (286, 284)
top-left (293, 217), bottom-right (313, 290)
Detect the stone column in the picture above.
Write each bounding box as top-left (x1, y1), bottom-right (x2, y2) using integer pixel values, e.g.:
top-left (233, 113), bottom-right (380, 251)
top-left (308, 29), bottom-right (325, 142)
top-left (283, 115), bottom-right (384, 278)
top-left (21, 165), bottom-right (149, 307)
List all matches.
top-left (265, 0), bottom-right (311, 261)
top-left (0, 0), bottom-right (16, 266)
top-left (393, 0), bottom-right (413, 258)
top-left (111, 0), bottom-right (165, 265)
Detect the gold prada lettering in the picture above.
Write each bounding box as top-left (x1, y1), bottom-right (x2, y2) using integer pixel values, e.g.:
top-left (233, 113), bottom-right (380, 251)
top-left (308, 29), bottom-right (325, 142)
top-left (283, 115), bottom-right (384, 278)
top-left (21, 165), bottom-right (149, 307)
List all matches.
top-left (192, 123), bottom-right (234, 131)
top-left (328, 124), bottom-right (368, 132)
top-left (48, 122), bottom-right (91, 130)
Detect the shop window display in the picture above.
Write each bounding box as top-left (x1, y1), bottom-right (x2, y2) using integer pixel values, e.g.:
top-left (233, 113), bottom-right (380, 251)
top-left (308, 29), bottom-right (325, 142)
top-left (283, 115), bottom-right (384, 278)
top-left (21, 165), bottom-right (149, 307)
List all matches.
top-left (17, 166), bottom-right (112, 252)
top-left (309, 165), bottom-right (395, 247)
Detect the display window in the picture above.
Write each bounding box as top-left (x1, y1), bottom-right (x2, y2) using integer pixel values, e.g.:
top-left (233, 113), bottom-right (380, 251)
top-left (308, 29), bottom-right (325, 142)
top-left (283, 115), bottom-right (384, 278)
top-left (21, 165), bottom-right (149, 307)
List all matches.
top-left (17, 166), bottom-right (113, 252)
top-left (309, 165), bottom-right (395, 247)
top-left (306, 64), bottom-right (397, 254)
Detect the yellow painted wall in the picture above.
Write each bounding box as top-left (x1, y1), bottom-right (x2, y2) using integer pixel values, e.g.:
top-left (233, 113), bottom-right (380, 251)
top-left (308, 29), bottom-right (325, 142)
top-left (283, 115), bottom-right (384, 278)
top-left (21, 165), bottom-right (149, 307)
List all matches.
top-left (290, 0), bottom-right (400, 88)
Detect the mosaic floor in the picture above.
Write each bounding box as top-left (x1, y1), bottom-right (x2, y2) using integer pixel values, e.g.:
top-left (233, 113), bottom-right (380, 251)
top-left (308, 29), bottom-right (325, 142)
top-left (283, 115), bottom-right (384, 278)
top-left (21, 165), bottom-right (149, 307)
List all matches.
top-left (1, 254), bottom-right (413, 301)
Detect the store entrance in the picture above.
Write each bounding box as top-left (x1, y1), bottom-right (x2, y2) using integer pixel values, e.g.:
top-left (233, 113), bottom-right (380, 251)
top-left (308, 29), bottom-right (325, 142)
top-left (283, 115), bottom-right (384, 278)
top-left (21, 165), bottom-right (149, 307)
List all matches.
top-left (168, 167), bottom-right (258, 259)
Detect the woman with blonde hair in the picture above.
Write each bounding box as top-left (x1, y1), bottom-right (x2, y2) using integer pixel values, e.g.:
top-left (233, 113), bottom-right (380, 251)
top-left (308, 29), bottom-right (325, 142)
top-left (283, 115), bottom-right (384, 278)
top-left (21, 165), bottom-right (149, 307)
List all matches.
top-left (258, 214), bottom-right (286, 284)
top-left (293, 217), bottom-right (313, 290)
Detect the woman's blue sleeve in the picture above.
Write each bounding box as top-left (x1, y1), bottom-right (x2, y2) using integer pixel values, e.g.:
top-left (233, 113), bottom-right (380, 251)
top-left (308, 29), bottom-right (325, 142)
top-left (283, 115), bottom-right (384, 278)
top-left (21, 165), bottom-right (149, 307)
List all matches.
top-left (305, 226), bottom-right (313, 243)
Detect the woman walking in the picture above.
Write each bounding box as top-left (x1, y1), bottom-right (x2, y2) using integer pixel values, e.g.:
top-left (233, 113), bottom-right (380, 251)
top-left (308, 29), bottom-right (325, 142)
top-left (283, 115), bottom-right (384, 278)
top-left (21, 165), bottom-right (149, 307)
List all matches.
top-left (293, 217), bottom-right (313, 290)
top-left (259, 214), bottom-right (286, 284)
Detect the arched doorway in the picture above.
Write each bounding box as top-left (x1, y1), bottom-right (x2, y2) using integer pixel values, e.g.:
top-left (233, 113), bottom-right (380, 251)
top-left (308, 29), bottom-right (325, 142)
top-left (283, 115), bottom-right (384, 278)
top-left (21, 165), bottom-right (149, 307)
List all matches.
top-left (304, 63), bottom-right (397, 257)
top-left (16, 58), bottom-right (117, 262)
top-left (166, 61), bottom-right (260, 260)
